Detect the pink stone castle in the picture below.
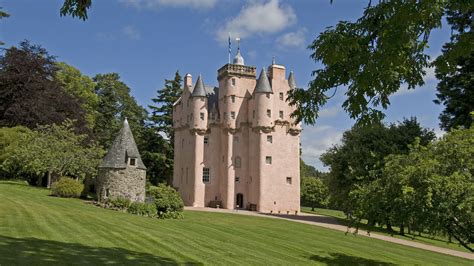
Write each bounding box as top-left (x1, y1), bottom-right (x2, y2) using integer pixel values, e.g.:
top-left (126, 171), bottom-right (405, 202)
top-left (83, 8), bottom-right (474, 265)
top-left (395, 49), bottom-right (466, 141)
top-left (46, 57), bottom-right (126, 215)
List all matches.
top-left (172, 48), bottom-right (301, 213)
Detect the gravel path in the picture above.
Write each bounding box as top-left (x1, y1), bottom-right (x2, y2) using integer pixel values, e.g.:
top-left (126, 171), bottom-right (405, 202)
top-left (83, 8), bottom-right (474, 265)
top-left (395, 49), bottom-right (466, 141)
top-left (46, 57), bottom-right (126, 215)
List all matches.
top-left (185, 207), bottom-right (474, 260)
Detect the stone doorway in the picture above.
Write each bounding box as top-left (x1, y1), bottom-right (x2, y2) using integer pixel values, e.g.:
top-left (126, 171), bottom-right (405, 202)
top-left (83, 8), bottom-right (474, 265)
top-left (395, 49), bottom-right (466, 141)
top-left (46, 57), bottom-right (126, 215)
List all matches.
top-left (236, 193), bottom-right (244, 209)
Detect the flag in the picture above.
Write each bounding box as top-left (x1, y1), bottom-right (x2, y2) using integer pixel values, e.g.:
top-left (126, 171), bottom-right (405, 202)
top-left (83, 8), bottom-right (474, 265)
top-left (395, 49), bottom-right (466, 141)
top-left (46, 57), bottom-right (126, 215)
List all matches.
top-left (228, 33), bottom-right (231, 54)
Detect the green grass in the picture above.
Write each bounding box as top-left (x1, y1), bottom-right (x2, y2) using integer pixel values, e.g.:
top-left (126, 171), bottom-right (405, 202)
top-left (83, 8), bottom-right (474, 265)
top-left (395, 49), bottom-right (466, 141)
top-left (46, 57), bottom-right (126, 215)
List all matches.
top-left (0, 182), bottom-right (471, 265)
top-left (302, 207), bottom-right (473, 253)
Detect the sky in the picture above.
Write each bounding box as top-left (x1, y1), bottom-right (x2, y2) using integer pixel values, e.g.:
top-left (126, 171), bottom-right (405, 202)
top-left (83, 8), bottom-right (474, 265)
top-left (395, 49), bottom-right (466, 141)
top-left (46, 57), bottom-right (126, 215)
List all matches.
top-left (1, 0), bottom-right (450, 171)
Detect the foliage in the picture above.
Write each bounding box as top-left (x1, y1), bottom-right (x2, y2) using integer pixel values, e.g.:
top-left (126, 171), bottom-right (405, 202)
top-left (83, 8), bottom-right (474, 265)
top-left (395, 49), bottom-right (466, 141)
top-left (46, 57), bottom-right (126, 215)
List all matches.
top-left (60, 0), bottom-right (92, 20)
top-left (148, 184), bottom-right (184, 219)
top-left (300, 176), bottom-right (328, 211)
top-left (93, 73), bottom-right (147, 149)
top-left (321, 118), bottom-right (435, 212)
top-left (0, 7), bottom-right (9, 45)
top-left (2, 120), bottom-right (104, 186)
top-left (51, 177), bottom-right (84, 198)
top-left (0, 41), bottom-right (88, 133)
top-left (55, 62), bottom-right (99, 129)
top-left (434, 53), bottom-right (473, 130)
top-left (127, 201), bottom-right (157, 218)
top-left (300, 159), bottom-right (324, 178)
top-left (0, 126), bottom-right (33, 179)
top-left (105, 197), bottom-right (131, 211)
top-left (288, 0), bottom-right (474, 125)
top-left (140, 128), bottom-right (173, 185)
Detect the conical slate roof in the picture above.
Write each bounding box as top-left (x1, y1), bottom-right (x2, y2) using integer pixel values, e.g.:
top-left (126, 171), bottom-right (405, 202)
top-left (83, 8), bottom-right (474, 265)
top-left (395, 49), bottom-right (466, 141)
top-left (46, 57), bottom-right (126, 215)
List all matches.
top-left (288, 71), bottom-right (296, 90)
top-left (99, 119), bottom-right (146, 170)
top-left (254, 68), bottom-right (273, 93)
top-left (191, 75), bottom-right (207, 97)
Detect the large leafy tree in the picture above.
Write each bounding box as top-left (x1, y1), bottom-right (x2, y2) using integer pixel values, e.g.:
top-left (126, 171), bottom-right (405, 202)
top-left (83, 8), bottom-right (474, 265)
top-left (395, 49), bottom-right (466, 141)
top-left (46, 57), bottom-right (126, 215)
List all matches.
top-left (301, 176), bottom-right (328, 211)
top-left (93, 73), bottom-right (147, 149)
top-left (289, 0), bottom-right (473, 125)
top-left (55, 62), bottom-right (99, 129)
top-left (0, 41), bottom-right (88, 133)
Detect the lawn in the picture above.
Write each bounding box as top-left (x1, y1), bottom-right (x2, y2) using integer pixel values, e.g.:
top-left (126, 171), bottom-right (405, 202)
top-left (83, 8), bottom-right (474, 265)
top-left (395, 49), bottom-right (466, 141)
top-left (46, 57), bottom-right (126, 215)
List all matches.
top-left (0, 181), bottom-right (471, 265)
top-left (302, 207), bottom-right (473, 253)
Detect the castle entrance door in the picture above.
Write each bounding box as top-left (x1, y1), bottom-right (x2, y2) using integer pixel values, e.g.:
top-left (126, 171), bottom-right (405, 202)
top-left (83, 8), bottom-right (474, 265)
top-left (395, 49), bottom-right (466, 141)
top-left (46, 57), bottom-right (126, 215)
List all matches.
top-left (236, 193), bottom-right (244, 209)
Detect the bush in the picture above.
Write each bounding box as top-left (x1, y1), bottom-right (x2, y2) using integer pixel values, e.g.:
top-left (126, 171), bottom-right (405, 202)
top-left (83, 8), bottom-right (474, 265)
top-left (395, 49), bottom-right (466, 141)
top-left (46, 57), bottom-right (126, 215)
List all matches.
top-left (148, 184), bottom-right (184, 219)
top-left (127, 201), bottom-right (157, 218)
top-left (51, 177), bottom-right (84, 198)
top-left (105, 197), bottom-right (131, 211)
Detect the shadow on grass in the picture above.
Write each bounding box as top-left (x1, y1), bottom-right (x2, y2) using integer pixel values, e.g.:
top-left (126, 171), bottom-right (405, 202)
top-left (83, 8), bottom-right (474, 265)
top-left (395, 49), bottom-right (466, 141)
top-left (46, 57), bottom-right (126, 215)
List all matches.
top-left (309, 252), bottom-right (395, 266)
top-left (264, 213), bottom-right (342, 226)
top-left (0, 235), bottom-right (200, 265)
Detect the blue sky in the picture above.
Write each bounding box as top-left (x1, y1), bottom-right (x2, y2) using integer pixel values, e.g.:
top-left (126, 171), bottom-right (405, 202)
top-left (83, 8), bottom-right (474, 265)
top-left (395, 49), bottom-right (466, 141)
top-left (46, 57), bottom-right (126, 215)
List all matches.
top-left (2, 0), bottom-right (450, 170)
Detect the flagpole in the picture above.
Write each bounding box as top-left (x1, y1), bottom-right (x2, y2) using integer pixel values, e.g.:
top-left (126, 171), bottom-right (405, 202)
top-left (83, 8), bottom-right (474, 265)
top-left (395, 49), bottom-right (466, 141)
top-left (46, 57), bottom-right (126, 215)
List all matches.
top-left (228, 32), bottom-right (231, 64)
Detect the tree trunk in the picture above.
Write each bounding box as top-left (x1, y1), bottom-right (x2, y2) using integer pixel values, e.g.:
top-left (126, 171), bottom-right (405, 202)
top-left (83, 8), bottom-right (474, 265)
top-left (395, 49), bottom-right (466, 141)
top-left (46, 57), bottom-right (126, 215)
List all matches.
top-left (47, 172), bottom-right (52, 188)
top-left (386, 220), bottom-right (393, 232)
top-left (311, 202), bottom-right (315, 211)
top-left (399, 223), bottom-right (405, 236)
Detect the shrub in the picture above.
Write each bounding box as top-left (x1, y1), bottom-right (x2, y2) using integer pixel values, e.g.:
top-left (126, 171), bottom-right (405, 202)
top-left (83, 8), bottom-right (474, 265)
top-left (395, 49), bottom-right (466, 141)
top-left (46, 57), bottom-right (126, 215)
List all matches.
top-left (51, 177), bottom-right (84, 198)
top-left (105, 197), bottom-right (131, 211)
top-left (148, 184), bottom-right (184, 219)
top-left (127, 201), bottom-right (157, 218)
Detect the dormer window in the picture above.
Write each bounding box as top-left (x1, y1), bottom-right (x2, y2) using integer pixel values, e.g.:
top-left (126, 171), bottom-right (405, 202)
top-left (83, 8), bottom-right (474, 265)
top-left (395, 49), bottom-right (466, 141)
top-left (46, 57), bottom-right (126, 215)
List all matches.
top-left (129, 158), bottom-right (136, 166)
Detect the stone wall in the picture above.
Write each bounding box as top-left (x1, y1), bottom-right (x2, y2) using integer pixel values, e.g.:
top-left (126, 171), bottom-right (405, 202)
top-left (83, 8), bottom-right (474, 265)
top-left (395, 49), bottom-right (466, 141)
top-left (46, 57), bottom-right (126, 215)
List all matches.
top-left (96, 167), bottom-right (146, 202)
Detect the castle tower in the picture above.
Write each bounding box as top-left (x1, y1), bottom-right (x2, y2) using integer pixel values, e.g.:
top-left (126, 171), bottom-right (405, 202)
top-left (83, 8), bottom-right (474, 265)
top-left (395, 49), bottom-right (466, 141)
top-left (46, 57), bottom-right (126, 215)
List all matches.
top-left (96, 119), bottom-right (146, 202)
top-left (172, 45), bottom-right (301, 213)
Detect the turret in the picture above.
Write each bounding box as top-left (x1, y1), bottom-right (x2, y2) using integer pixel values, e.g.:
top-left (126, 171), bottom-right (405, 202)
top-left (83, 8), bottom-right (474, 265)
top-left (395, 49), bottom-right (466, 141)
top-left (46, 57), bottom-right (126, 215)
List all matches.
top-left (190, 75), bottom-right (208, 131)
top-left (254, 68), bottom-right (274, 128)
top-left (287, 71), bottom-right (302, 132)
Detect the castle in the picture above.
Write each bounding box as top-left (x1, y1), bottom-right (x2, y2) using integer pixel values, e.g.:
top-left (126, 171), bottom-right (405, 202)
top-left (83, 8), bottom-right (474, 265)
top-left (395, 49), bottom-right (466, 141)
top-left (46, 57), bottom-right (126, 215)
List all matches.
top-left (172, 48), bottom-right (301, 213)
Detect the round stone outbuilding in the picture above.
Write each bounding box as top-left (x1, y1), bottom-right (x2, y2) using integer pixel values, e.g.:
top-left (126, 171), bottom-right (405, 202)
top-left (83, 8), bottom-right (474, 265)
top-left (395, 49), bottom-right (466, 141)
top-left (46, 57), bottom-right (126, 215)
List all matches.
top-left (96, 119), bottom-right (146, 202)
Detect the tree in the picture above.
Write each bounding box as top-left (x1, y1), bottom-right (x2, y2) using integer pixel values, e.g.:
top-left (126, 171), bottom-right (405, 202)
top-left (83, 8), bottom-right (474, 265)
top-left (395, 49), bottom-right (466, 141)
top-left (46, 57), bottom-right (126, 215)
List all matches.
top-left (93, 73), bottom-right (147, 149)
top-left (55, 62), bottom-right (99, 129)
top-left (0, 126), bottom-right (33, 179)
top-left (60, 0), bottom-right (92, 20)
top-left (434, 53), bottom-right (474, 131)
top-left (301, 176), bottom-right (328, 211)
top-left (0, 41), bottom-right (88, 133)
top-left (288, 1), bottom-right (473, 125)
top-left (300, 159), bottom-right (323, 178)
top-left (140, 126), bottom-right (173, 185)
top-left (3, 120), bottom-right (104, 187)
top-left (148, 71), bottom-right (182, 145)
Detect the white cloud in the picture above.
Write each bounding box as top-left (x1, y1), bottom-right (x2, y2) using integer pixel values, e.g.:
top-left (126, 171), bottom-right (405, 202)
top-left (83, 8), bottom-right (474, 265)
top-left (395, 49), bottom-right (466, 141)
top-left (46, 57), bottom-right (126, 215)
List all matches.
top-left (392, 66), bottom-right (437, 97)
top-left (276, 28), bottom-right (307, 48)
top-left (122, 26), bottom-right (141, 40)
top-left (120, 0), bottom-right (217, 10)
top-left (318, 106), bottom-right (340, 118)
top-left (216, 0), bottom-right (296, 42)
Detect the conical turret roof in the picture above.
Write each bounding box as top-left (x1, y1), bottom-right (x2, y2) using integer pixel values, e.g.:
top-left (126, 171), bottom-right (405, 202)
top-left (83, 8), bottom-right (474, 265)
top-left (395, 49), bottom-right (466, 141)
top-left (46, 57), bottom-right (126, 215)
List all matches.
top-left (99, 119), bottom-right (146, 170)
top-left (288, 71), bottom-right (296, 90)
top-left (191, 75), bottom-right (207, 97)
top-left (254, 68), bottom-right (273, 93)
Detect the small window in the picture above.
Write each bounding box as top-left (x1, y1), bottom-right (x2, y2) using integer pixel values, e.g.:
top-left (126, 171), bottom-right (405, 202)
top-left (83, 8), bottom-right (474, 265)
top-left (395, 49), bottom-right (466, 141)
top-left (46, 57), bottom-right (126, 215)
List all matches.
top-left (235, 157), bottom-right (241, 168)
top-left (267, 135), bottom-right (273, 143)
top-left (233, 136), bottom-right (239, 143)
top-left (265, 156), bottom-right (272, 165)
top-left (203, 168), bottom-right (210, 183)
top-left (231, 111), bottom-right (236, 119)
top-left (129, 158), bottom-right (136, 166)
top-left (267, 109), bottom-right (271, 118)
top-left (235, 176), bottom-right (240, 182)
top-left (204, 136), bottom-right (209, 144)
top-left (286, 177), bottom-right (292, 184)
top-left (231, 95), bottom-right (235, 103)
top-left (200, 112), bottom-right (205, 120)
top-left (231, 78), bottom-right (236, 86)
top-left (279, 111), bottom-right (283, 119)
top-left (211, 112), bottom-right (216, 120)
top-left (105, 188), bottom-right (110, 197)
top-left (253, 110), bottom-right (255, 118)
top-left (279, 92), bottom-right (284, 100)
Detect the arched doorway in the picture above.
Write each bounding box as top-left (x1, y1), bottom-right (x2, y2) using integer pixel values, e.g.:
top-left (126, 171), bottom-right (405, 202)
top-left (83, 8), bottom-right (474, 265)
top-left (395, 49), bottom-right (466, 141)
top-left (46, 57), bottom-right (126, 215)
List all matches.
top-left (236, 193), bottom-right (244, 209)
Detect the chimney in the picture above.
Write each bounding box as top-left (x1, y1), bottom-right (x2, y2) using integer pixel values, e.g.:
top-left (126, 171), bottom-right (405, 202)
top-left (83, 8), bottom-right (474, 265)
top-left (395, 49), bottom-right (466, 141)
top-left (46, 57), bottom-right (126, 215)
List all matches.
top-left (184, 73), bottom-right (192, 88)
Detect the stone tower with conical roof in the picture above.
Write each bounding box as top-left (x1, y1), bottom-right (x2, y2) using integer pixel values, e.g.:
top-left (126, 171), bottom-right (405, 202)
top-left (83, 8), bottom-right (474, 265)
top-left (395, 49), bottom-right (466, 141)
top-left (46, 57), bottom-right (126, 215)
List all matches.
top-left (172, 48), bottom-right (301, 213)
top-left (96, 119), bottom-right (146, 202)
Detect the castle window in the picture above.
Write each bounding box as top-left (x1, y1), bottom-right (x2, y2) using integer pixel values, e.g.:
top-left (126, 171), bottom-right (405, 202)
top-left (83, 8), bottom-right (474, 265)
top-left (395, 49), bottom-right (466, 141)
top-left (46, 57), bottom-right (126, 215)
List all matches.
top-left (235, 157), bottom-right (241, 168)
top-left (286, 177), bottom-right (292, 185)
top-left (231, 78), bottom-right (236, 86)
top-left (200, 112), bottom-right (205, 120)
top-left (211, 112), bottom-right (216, 120)
top-left (204, 136), bottom-right (209, 144)
top-left (267, 109), bottom-right (271, 118)
top-left (231, 112), bottom-right (236, 119)
top-left (203, 168), bottom-right (210, 183)
top-left (105, 189), bottom-right (110, 197)
top-left (267, 135), bottom-right (273, 143)
top-left (200, 97), bottom-right (205, 102)
top-left (231, 95), bottom-right (235, 103)
top-left (279, 92), bottom-right (284, 100)
top-left (265, 156), bottom-right (272, 165)
top-left (235, 176), bottom-right (240, 182)
top-left (129, 158), bottom-right (136, 166)
top-left (279, 111), bottom-right (283, 119)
